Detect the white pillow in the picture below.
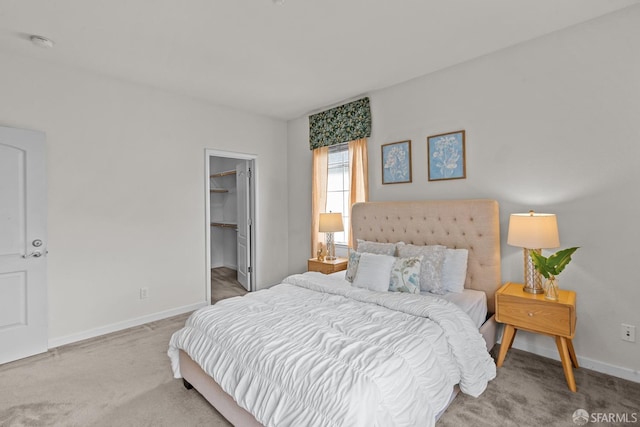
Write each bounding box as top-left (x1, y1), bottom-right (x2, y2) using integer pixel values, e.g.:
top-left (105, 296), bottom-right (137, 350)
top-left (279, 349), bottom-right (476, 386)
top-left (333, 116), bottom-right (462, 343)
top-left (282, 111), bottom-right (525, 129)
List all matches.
top-left (396, 243), bottom-right (447, 294)
top-left (356, 239), bottom-right (397, 256)
top-left (352, 253), bottom-right (395, 292)
top-left (442, 249), bottom-right (469, 293)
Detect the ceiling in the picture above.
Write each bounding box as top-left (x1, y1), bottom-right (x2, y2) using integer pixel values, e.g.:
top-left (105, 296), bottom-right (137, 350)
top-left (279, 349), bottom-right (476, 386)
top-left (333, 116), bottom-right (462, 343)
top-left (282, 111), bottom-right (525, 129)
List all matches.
top-left (1, 0), bottom-right (638, 120)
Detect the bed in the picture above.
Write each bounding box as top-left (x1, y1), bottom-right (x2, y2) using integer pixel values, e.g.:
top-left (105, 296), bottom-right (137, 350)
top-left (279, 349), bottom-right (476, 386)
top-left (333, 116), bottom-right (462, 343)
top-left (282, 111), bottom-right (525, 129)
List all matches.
top-left (168, 199), bottom-right (501, 427)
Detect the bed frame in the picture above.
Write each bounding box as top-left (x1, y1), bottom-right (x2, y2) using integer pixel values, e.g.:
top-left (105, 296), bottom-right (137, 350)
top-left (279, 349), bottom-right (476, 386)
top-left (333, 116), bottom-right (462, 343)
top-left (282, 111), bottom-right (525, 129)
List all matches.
top-left (179, 199), bottom-right (502, 426)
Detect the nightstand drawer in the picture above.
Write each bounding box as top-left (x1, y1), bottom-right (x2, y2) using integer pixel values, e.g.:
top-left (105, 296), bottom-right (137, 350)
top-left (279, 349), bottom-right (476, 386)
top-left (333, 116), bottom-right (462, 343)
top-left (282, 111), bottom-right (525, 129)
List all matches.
top-left (497, 295), bottom-right (572, 337)
top-left (310, 262), bottom-right (339, 274)
top-left (307, 258), bottom-right (348, 274)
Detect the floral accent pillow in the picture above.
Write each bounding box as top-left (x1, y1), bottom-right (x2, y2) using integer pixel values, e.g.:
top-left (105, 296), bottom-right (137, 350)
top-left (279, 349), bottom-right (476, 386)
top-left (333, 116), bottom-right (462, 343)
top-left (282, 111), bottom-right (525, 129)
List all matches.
top-left (356, 239), bottom-right (397, 256)
top-left (345, 251), bottom-right (361, 282)
top-left (389, 256), bottom-right (422, 294)
top-left (396, 243), bottom-right (447, 294)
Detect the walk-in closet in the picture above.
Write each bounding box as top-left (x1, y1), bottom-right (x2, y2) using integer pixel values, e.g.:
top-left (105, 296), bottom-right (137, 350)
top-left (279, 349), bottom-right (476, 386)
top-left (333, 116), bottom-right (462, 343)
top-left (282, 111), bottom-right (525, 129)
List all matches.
top-left (208, 154), bottom-right (254, 296)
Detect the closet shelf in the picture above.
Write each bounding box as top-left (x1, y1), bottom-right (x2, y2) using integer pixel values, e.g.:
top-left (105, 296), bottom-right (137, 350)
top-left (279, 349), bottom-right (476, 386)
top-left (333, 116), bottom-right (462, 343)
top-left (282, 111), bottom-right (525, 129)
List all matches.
top-left (210, 170), bottom-right (237, 178)
top-left (211, 222), bottom-right (237, 230)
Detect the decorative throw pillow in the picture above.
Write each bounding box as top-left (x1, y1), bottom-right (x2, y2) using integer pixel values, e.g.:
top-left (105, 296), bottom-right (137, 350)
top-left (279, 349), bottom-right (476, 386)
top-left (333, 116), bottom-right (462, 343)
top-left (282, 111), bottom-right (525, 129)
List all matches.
top-left (389, 256), bottom-right (422, 294)
top-left (352, 253), bottom-right (395, 292)
top-left (442, 248), bottom-right (469, 293)
top-left (356, 239), bottom-right (397, 256)
top-left (345, 251), bottom-right (361, 282)
top-left (396, 243), bottom-right (447, 294)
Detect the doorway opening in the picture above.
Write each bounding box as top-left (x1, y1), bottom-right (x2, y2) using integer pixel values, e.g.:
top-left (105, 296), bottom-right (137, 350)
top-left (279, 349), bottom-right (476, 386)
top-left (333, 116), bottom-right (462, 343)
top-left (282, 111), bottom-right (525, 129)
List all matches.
top-left (205, 149), bottom-right (256, 304)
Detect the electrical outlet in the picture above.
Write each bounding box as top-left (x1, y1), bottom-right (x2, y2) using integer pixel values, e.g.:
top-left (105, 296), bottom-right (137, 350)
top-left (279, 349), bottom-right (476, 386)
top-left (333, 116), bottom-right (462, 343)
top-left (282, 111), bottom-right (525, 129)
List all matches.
top-left (621, 324), bottom-right (636, 342)
top-left (140, 287), bottom-right (149, 300)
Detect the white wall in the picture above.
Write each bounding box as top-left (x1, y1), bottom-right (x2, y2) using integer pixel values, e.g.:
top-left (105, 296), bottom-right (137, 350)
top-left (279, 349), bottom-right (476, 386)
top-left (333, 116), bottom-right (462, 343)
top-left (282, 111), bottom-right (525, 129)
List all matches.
top-left (0, 51), bottom-right (288, 344)
top-left (287, 6), bottom-right (640, 380)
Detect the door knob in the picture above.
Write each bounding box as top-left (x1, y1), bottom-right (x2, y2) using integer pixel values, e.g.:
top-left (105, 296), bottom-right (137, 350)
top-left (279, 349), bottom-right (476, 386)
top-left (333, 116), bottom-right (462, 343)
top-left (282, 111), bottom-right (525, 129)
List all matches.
top-left (23, 251), bottom-right (43, 258)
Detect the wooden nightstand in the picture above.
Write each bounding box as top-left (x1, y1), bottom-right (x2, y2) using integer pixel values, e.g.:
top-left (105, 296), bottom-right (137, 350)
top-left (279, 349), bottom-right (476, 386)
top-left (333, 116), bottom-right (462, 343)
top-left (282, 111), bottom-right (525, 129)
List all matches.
top-left (307, 257), bottom-right (348, 274)
top-left (495, 282), bottom-right (579, 392)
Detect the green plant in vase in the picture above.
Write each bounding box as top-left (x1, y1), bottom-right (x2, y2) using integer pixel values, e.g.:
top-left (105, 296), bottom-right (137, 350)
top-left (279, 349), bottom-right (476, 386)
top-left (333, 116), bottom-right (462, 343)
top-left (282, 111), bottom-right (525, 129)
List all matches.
top-left (530, 247), bottom-right (579, 301)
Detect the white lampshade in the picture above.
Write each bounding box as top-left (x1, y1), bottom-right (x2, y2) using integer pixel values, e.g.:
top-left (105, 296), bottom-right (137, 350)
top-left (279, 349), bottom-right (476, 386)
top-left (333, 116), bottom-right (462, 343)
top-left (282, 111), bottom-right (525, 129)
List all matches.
top-left (319, 212), bottom-right (344, 233)
top-left (507, 211), bottom-right (560, 249)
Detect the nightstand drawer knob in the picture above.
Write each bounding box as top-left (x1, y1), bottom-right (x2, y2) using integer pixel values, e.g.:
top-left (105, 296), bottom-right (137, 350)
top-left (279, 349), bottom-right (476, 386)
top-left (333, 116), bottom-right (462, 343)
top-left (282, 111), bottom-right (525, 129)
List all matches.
top-left (528, 312), bottom-right (534, 317)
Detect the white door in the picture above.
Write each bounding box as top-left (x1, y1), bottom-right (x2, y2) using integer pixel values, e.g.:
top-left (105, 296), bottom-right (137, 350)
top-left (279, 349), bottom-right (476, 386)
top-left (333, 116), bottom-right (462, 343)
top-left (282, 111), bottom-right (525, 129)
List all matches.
top-left (0, 126), bottom-right (48, 364)
top-left (236, 161), bottom-right (251, 291)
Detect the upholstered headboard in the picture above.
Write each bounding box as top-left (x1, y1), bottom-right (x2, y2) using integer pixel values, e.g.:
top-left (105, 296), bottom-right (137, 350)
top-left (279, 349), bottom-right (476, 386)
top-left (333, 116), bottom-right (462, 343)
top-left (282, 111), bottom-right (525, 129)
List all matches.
top-left (351, 199), bottom-right (501, 313)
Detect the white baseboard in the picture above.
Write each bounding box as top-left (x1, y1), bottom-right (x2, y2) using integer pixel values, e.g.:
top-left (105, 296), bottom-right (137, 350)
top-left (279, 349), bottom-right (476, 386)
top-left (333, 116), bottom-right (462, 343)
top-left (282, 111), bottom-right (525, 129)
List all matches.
top-left (48, 301), bottom-right (207, 349)
top-left (497, 333), bottom-right (640, 384)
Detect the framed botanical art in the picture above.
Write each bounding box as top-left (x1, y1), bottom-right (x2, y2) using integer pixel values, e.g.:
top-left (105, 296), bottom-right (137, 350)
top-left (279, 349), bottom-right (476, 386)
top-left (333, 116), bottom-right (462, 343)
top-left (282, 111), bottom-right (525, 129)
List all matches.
top-left (427, 130), bottom-right (466, 181)
top-left (382, 140), bottom-right (412, 184)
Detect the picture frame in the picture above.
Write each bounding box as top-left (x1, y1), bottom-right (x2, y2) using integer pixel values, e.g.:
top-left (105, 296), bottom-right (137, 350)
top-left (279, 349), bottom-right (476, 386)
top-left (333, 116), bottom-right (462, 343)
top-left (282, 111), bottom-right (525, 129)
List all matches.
top-left (381, 140), bottom-right (412, 184)
top-left (427, 130), bottom-right (466, 181)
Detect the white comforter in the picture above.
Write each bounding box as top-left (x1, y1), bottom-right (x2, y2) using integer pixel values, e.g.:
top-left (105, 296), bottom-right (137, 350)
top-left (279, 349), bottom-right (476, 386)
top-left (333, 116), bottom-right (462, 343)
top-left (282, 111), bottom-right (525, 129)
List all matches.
top-left (168, 273), bottom-right (496, 427)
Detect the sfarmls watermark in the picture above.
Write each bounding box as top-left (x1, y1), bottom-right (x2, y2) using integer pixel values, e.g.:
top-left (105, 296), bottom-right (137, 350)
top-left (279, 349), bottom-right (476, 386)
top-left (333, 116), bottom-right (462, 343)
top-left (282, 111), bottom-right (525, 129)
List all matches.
top-left (573, 409), bottom-right (638, 425)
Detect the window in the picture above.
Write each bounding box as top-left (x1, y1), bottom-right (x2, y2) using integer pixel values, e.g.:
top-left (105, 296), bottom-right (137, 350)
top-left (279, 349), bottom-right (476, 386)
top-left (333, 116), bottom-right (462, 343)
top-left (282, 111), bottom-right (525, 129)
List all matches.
top-left (312, 138), bottom-right (367, 253)
top-left (326, 143), bottom-right (350, 244)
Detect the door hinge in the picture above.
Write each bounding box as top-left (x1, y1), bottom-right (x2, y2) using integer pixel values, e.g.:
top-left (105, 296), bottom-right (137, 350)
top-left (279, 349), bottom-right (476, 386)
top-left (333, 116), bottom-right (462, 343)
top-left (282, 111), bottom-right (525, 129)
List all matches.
top-left (248, 168), bottom-right (252, 179)
top-left (248, 266), bottom-right (252, 273)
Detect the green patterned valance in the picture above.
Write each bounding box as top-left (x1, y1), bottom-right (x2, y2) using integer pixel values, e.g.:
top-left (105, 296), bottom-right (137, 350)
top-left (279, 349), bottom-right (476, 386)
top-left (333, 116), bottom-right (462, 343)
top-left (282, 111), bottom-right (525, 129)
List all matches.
top-left (309, 97), bottom-right (371, 150)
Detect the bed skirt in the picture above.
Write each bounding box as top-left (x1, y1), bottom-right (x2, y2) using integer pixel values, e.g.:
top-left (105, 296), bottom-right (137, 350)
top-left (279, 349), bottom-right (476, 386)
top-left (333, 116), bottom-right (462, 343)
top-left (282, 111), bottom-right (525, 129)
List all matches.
top-left (179, 350), bottom-right (263, 427)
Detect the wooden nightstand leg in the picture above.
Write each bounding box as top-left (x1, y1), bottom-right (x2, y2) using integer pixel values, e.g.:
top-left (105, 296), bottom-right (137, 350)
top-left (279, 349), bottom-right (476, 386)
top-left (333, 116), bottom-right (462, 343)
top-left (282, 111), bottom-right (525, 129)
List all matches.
top-left (497, 324), bottom-right (516, 367)
top-left (555, 336), bottom-right (577, 392)
top-left (566, 339), bottom-right (579, 368)
top-left (506, 326), bottom-right (516, 350)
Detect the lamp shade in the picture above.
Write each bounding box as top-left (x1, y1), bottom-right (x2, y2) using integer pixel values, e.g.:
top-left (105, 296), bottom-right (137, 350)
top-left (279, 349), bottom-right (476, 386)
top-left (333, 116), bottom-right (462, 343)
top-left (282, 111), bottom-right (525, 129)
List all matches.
top-left (319, 212), bottom-right (344, 233)
top-left (507, 212), bottom-right (560, 249)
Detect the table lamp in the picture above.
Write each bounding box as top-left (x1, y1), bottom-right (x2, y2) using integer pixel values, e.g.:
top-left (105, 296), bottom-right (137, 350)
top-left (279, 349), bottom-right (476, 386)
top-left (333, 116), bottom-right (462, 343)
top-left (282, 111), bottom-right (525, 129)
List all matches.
top-left (319, 212), bottom-right (343, 261)
top-left (507, 210), bottom-right (560, 294)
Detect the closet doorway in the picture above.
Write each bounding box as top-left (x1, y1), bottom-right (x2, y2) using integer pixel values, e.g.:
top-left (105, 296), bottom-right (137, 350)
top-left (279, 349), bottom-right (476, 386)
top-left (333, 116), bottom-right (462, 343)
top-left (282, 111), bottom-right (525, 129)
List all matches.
top-left (205, 149), bottom-right (256, 304)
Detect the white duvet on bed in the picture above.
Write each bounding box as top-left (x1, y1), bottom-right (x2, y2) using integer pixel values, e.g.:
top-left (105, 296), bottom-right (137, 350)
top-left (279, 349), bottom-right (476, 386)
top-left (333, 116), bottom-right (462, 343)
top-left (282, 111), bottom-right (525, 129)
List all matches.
top-left (168, 273), bottom-right (496, 427)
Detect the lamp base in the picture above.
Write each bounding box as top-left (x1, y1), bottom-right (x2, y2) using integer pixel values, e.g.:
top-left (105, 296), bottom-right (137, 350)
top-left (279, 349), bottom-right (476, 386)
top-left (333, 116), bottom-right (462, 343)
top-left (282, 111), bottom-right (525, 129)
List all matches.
top-left (325, 232), bottom-right (336, 261)
top-left (523, 284), bottom-right (545, 294)
top-left (523, 248), bottom-right (544, 294)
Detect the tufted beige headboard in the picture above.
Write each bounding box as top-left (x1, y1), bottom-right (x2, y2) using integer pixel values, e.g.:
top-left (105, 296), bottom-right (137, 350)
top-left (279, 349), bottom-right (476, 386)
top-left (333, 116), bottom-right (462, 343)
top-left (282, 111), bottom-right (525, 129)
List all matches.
top-left (351, 199), bottom-right (501, 313)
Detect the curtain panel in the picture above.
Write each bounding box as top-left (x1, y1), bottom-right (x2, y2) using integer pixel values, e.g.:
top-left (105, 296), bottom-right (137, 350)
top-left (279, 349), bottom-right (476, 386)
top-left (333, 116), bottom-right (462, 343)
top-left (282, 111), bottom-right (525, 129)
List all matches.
top-left (348, 138), bottom-right (369, 247)
top-left (309, 97), bottom-right (371, 150)
top-left (311, 147), bottom-right (329, 257)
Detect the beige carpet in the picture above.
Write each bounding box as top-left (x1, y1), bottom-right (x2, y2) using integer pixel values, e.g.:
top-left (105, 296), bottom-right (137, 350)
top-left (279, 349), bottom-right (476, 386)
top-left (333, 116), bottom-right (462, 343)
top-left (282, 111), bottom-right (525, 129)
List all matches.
top-left (0, 313), bottom-right (230, 427)
top-left (1, 311), bottom-right (638, 427)
top-left (211, 267), bottom-right (247, 305)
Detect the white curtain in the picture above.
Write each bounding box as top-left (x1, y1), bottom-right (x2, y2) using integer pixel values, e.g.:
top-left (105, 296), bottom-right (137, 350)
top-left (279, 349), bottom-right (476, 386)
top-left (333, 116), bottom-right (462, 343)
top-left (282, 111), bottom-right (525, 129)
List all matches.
top-left (348, 138), bottom-right (369, 247)
top-left (311, 147), bottom-right (328, 257)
